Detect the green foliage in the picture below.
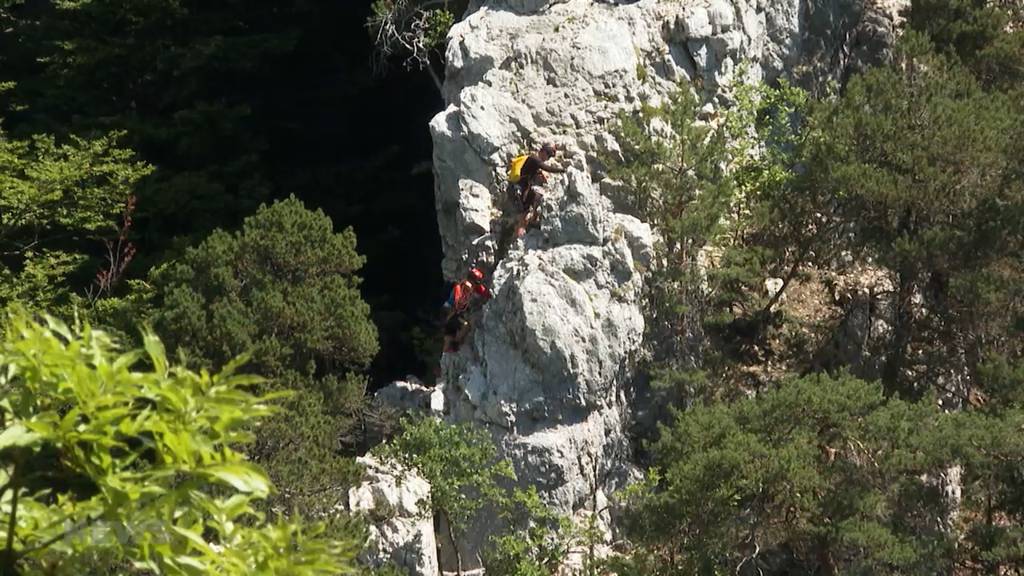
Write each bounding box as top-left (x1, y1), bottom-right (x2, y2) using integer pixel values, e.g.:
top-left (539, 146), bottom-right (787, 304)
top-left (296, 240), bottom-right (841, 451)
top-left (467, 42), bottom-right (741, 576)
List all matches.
top-left (0, 309), bottom-right (357, 574)
top-left (977, 356), bottom-right (1024, 411)
top-left (607, 88), bottom-right (733, 250)
top-left (377, 417), bottom-right (513, 532)
top-left (605, 87), bottom-right (733, 371)
top-left (613, 18), bottom-right (1024, 574)
top-left (3, 0), bottom-right (446, 383)
top-left (812, 40), bottom-right (1014, 272)
top-left (622, 374), bottom-right (954, 575)
top-left (696, 79), bottom-right (824, 363)
top-left (952, 407), bottom-right (1024, 571)
top-left (2, 0), bottom-right (303, 246)
top-left (423, 8), bottom-right (456, 49)
top-left (722, 80), bottom-right (821, 306)
top-left (615, 38), bottom-right (1024, 405)
top-left (608, 80), bottom-right (822, 402)
top-left (907, 0), bottom-right (1024, 90)
top-left (150, 196), bottom-right (380, 518)
top-left (484, 487), bottom-right (574, 576)
top-left (248, 371), bottom-right (370, 515)
top-left (378, 419), bottom-right (606, 575)
top-left (75, 279), bottom-right (157, 342)
top-left (484, 486), bottom-right (609, 576)
top-left (0, 128), bottom-right (151, 312)
top-left (807, 37), bottom-right (1023, 396)
top-left (622, 369), bottom-right (1024, 574)
top-left (367, 0), bottom-right (467, 86)
top-left (152, 195), bottom-right (378, 375)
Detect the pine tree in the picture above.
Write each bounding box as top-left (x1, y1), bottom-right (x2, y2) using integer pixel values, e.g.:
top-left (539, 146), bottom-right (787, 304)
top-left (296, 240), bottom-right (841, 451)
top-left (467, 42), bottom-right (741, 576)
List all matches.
top-left (150, 196), bottom-right (380, 517)
top-left (618, 375), bottom-right (953, 575)
top-left (619, 372), bottom-right (1024, 574)
top-left (907, 0), bottom-right (1024, 90)
top-left (0, 123), bottom-right (151, 313)
top-left (806, 36), bottom-right (1023, 398)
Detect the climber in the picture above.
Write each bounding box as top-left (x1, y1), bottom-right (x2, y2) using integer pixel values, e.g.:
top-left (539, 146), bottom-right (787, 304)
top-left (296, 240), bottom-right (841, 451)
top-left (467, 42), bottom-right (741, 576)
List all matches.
top-left (508, 143), bottom-right (566, 237)
top-left (442, 266), bottom-right (492, 353)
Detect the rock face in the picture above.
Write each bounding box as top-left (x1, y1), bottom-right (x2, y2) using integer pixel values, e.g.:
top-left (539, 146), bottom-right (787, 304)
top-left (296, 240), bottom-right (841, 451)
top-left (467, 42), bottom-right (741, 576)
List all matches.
top-left (349, 455), bottom-right (438, 576)
top-left (429, 0), bottom-right (907, 569)
top-left (434, 0), bottom-right (907, 274)
top-left (375, 379), bottom-right (445, 416)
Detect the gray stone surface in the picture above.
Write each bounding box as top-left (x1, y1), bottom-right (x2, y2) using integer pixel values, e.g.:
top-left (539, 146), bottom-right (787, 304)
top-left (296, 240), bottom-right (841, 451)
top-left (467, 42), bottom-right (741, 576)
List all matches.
top-left (349, 455), bottom-right (438, 576)
top-left (375, 380), bottom-right (445, 416)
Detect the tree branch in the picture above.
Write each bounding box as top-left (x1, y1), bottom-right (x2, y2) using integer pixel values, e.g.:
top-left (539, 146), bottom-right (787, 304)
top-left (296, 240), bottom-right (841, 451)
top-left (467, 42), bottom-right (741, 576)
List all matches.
top-left (760, 256), bottom-right (801, 317)
top-left (3, 460), bottom-right (20, 571)
top-left (16, 514), bottom-right (100, 560)
top-left (425, 60), bottom-right (444, 94)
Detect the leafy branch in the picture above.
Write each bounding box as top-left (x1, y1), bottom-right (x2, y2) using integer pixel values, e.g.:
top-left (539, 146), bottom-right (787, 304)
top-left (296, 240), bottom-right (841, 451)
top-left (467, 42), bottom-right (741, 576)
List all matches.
top-left (366, 0), bottom-right (465, 92)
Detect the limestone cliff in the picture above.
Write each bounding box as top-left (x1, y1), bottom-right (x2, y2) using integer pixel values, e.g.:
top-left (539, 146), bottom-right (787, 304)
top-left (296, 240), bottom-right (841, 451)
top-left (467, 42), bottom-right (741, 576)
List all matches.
top-left (367, 0), bottom-right (907, 573)
top-left (349, 455), bottom-right (439, 574)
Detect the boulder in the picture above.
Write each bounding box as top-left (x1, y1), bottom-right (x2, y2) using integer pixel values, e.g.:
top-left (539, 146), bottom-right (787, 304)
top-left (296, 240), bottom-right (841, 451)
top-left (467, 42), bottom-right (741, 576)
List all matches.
top-left (349, 455), bottom-right (439, 576)
top-left (375, 380), bottom-right (445, 416)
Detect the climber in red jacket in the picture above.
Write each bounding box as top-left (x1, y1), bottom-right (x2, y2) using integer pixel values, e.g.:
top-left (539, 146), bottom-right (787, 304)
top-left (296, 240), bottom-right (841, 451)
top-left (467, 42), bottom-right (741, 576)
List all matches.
top-left (442, 266), bottom-right (492, 353)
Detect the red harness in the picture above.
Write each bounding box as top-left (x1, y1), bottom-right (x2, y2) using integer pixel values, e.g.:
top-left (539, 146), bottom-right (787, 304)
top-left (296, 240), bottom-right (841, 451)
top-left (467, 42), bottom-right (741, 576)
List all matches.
top-left (451, 280), bottom-right (491, 314)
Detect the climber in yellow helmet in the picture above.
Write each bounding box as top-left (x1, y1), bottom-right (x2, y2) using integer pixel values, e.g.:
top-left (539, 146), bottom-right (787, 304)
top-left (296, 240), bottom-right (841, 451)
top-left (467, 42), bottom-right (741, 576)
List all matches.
top-left (507, 143), bottom-right (565, 237)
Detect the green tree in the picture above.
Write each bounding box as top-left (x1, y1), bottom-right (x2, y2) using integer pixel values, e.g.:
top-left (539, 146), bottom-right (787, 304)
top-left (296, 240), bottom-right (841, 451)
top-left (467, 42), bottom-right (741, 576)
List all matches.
top-left (604, 8), bottom-right (1024, 575)
top-left (377, 417), bottom-right (513, 575)
top-left (0, 310), bottom-right (357, 574)
top-left (953, 407), bottom-right (1024, 572)
top-left (150, 196), bottom-right (380, 518)
top-left (619, 371), bottom-right (1024, 574)
top-left (806, 36), bottom-right (1023, 398)
top-left (0, 124), bottom-right (150, 313)
top-left (2, 0), bottom-right (447, 383)
top-left (605, 87), bottom-right (735, 397)
top-left (1, 0), bottom-right (301, 248)
top-left (607, 81), bottom-right (828, 403)
top-left (619, 374), bottom-right (957, 576)
top-left (907, 0), bottom-right (1024, 90)
top-left (151, 195), bottom-right (377, 375)
top-left (721, 80), bottom-right (823, 321)
top-left (377, 418), bottom-right (605, 576)
top-left (484, 486), bottom-right (601, 576)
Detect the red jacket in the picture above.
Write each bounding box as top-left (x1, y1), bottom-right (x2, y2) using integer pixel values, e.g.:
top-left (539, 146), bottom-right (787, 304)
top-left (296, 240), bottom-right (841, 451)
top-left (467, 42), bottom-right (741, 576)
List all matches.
top-left (451, 280), bottom-right (491, 313)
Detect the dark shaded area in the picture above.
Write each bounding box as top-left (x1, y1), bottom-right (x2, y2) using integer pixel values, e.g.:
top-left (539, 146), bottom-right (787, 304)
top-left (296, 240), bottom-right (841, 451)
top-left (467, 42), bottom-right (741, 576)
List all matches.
top-left (284, 3), bottom-right (446, 384)
top-left (0, 0), bottom-right (446, 385)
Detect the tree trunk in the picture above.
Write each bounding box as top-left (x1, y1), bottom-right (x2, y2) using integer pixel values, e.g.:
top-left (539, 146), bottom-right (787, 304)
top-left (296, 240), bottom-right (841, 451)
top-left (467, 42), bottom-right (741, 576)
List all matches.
top-left (443, 511), bottom-right (463, 576)
top-left (816, 536), bottom-right (837, 576)
top-left (883, 266), bottom-right (918, 397)
top-left (2, 460), bottom-right (20, 576)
